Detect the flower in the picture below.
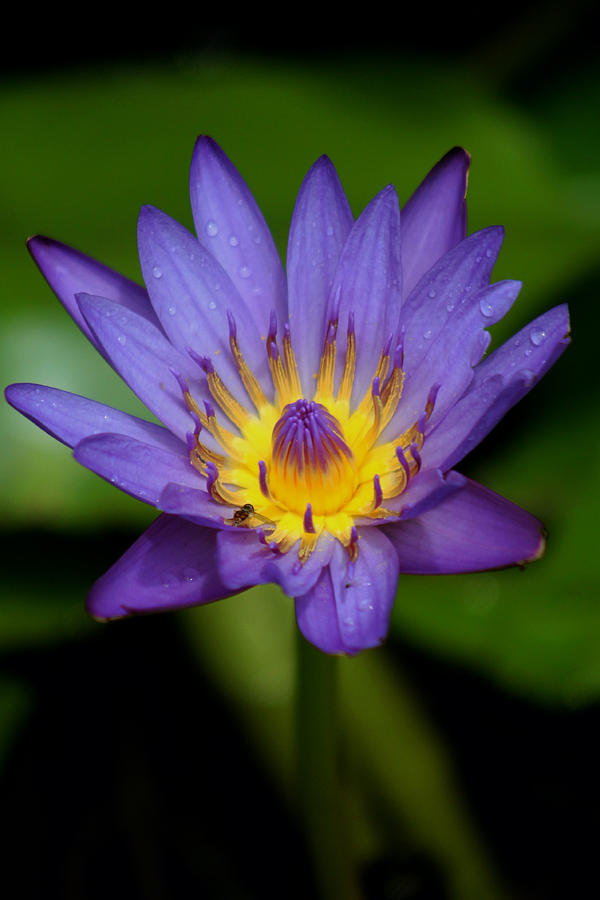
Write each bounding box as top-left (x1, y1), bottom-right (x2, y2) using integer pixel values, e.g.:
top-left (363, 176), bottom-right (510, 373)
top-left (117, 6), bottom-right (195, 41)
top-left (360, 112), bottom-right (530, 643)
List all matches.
top-left (5, 137), bottom-right (570, 655)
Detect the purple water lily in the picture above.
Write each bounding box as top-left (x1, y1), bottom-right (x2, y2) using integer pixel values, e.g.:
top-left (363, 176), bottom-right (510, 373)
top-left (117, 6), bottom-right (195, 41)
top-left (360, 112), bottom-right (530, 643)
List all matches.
top-left (6, 137), bottom-right (569, 654)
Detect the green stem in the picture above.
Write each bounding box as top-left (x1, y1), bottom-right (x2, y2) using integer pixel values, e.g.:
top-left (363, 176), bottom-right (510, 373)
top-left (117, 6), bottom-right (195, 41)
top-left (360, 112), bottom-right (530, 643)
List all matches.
top-left (295, 632), bottom-right (363, 900)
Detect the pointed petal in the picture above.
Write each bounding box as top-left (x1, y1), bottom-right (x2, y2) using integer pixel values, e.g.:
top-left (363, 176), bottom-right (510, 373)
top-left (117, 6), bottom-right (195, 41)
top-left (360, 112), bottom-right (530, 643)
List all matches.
top-left (77, 293), bottom-right (204, 441)
top-left (5, 383), bottom-right (182, 452)
top-left (384, 228), bottom-right (512, 441)
top-left (27, 235), bottom-right (160, 353)
top-left (328, 186), bottom-right (402, 401)
top-left (294, 529), bottom-right (399, 655)
top-left (73, 433), bottom-right (203, 505)
top-left (383, 477), bottom-right (545, 573)
top-left (216, 529), bottom-right (335, 596)
top-left (137, 205), bottom-right (269, 395)
top-left (189, 136), bottom-right (287, 327)
top-left (401, 147), bottom-right (470, 298)
top-left (286, 156), bottom-right (354, 392)
top-left (422, 304), bottom-right (570, 471)
top-left (87, 514), bottom-right (236, 620)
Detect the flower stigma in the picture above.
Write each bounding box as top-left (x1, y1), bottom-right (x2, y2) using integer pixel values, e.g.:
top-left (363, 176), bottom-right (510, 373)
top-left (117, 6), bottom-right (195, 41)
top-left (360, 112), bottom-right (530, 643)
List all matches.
top-left (176, 308), bottom-right (436, 566)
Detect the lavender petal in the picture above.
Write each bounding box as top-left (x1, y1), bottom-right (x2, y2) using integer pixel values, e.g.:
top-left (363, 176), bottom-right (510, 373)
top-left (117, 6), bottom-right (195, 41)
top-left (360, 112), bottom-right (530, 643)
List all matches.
top-left (5, 383), bottom-right (183, 452)
top-left (294, 529), bottom-right (399, 655)
top-left (27, 235), bottom-right (160, 353)
top-left (77, 292), bottom-right (206, 441)
top-left (73, 433), bottom-right (204, 505)
top-left (422, 304), bottom-right (570, 471)
top-left (286, 155), bottom-right (354, 393)
top-left (328, 185), bottom-right (402, 402)
top-left (216, 529), bottom-right (335, 596)
top-left (86, 513), bottom-right (236, 620)
top-left (189, 136), bottom-right (287, 329)
top-left (137, 205), bottom-right (270, 397)
top-left (383, 477), bottom-right (545, 573)
top-left (400, 148), bottom-right (470, 298)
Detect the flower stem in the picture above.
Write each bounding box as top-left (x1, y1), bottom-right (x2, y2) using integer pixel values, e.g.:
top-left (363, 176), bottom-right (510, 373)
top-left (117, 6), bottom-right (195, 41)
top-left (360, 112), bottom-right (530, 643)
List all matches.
top-left (295, 632), bottom-right (363, 900)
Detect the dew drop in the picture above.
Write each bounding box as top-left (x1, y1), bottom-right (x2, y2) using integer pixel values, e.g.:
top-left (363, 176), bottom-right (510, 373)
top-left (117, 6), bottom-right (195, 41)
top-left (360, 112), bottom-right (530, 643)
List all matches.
top-left (117, 334), bottom-right (126, 345)
top-left (152, 266), bottom-right (162, 279)
top-left (427, 288), bottom-right (437, 299)
top-left (464, 284), bottom-right (472, 293)
top-left (205, 220), bottom-right (218, 237)
top-left (485, 248), bottom-right (493, 258)
top-left (228, 234), bottom-right (239, 247)
top-left (168, 305), bottom-right (176, 316)
top-left (479, 298), bottom-right (494, 318)
top-left (525, 348), bottom-right (532, 357)
top-left (423, 328), bottom-right (433, 340)
top-left (208, 300), bottom-right (217, 310)
top-left (182, 567), bottom-right (198, 582)
top-left (446, 303), bottom-right (455, 313)
top-left (530, 328), bottom-right (547, 346)
top-left (239, 264), bottom-right (251, 279)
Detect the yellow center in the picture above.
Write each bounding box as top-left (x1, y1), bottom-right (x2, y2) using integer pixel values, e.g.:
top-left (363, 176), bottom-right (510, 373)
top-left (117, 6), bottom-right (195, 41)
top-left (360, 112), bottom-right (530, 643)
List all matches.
top-left (180, 315), bottom-right (430, 563)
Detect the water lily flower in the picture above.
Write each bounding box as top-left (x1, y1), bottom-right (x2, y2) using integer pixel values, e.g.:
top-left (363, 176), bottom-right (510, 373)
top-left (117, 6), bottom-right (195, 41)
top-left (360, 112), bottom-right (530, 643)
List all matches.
top-left (5, 137), bottom-right (570, 654)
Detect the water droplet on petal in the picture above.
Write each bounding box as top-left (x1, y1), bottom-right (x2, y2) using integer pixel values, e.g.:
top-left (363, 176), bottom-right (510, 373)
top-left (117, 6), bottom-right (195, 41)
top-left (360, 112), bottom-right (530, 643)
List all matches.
top-left (168, 305), bottom-right (176, 316)
top-left (423, 329), bottom-right (433, 340)
top-left (228, 234), bottom-right (239, 247)
top-left (446, 303), bottom-right (455, 313)
top-left (427, 288), bottom-right (437, 299)
top-left (208, 300), bottom-right (217, 310)
top-left (525, 348), bottom-right (532, 357)
top-left (530, 328), bottom-right (547, 346)
top-left (152, 266), bottom-right (162, 279)
top-left (206, 221), bottom-right (218, 237)
top-left (485, 248), bottom-right (493, 258)
top-left (182, 567), bottom-right (198, 582)
top-left (479, 298), bottom-right (494, 318)
top-left (117, 334), bottom-right (126, 345)
top-left (239, 264), bottom-right (251, 279)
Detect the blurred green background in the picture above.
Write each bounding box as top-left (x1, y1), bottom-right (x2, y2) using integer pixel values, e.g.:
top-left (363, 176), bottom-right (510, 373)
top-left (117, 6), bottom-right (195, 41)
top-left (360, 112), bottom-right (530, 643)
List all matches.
top-left (1, 5), bottom-right (598, 898)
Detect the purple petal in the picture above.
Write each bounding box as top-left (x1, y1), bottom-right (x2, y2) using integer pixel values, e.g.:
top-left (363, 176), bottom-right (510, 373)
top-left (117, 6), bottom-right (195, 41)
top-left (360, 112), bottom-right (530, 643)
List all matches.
top-left (400, 148), bottom-right (470, 298)
top-left (27, 235), bottom-right (160, 353)
top-left (286, 156), bottom-right (354, 392)
top-left (73, 433), bottom-right (203, 505)
top-left (77, 293), bottom-right (205, 441)
top-left (387, 276), bottom-right (521, 442)
top-left (87, 513), bottom-right (236, 620)
top-left (294, 529), bottom-right (399, 655)
top-left (383, 468), bottom-right (466, 517)
top-left (158, 482), bottom-right (230, 527)
top-left (328, 186), bottom-right (402, 402)
top-left (137, 205), bottom-right (269, 395)
top-left (189, 136), bottom-right (287, 328)
top-left (422, 304), bottom-right (570, 471)
top-left (5, 383), bottom-right (183, 452)
top-left (383, 477), bottom-right (545, 573)
top-left (216, 529), bottom-right (335, 596)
